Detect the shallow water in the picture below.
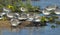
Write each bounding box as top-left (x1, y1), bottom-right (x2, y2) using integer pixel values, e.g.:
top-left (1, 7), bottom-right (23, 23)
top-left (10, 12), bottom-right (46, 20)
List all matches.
top-left (31, 0), bottom-right (60, 9)
top-left (0, 23), bottom-right (60, 35)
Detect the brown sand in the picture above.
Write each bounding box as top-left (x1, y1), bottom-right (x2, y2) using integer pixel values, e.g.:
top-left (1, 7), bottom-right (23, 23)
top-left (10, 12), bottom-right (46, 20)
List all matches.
top-left (18, 21), bottom-right (31, 28)
top-left (0, 20), bottom-right (11, 28)
top-left (0, 20), bottom-right (31, 28)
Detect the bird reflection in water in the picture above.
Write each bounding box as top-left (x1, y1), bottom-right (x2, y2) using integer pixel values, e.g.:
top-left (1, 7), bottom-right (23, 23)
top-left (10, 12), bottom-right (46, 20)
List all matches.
top-left (10, 27), bottom-right (21, 32)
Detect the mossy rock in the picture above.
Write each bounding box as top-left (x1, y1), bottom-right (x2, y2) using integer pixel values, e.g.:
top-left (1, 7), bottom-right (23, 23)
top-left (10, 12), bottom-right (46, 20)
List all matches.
top-left (56, 21), bottom-right (60, 24)
top-left (51, 25), bottom-right (56, 28)
top-left (48, 17), bottom-right (55, 22)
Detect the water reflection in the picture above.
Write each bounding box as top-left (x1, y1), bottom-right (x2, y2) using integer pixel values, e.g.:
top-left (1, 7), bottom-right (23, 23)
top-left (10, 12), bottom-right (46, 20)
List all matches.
top-left (0, 24), bottom-right (60, 35)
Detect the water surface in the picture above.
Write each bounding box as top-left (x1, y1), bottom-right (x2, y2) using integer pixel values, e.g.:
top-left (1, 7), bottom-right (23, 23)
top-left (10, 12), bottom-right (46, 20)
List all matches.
top-left (0, 23), bottom-right (60, 35)
top-left (31, 0), bottom-right (60, 9)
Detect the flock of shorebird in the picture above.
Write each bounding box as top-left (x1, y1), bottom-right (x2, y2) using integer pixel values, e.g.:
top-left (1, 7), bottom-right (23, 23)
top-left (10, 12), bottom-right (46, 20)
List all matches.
top-left (0, 5), bottom-right (60, 27)
top-left (42, 5), bottom-right (60, 15)
top-left (0, 7), bottom-right (41, 27)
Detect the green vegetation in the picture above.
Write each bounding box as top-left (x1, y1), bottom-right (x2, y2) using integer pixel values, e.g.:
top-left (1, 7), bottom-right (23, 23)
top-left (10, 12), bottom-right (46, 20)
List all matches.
top-left (48, 17), bottom-right (55, 23)
top-left (40, 16), bottom-right (47, 25)
top-left (47, 15), bottom-right (58, 23)
top-left (0, 0), bottom-right (40, 13)
top-left (40, 16), bottom-right (46, 23)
